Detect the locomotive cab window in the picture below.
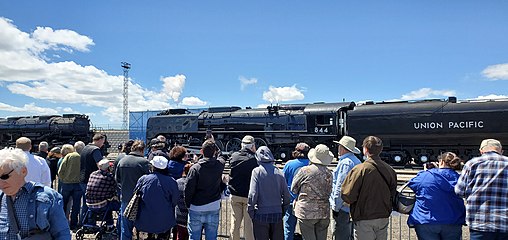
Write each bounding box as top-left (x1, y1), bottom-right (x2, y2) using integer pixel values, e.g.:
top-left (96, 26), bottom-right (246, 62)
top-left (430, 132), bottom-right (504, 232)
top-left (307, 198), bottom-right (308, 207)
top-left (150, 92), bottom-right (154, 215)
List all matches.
top-left (316, 115), bottom-right (333, 126)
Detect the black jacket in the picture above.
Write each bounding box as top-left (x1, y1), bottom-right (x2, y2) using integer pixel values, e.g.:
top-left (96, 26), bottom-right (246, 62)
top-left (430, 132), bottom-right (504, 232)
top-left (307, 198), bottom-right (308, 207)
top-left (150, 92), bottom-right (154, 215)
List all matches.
top-left (80, 144), bottom-right (102, 183)
top-left (228, 149), bottom-right (258, 197)
top-left (184, 156), bottom-right (226, 207)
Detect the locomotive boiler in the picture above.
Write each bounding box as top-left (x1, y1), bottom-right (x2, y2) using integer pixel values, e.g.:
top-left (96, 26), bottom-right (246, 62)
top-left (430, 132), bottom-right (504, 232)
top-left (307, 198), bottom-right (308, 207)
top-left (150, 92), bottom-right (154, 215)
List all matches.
top-left (0, 114), bottom-right (93, 148)
top-left (146, 97), bottom-right (508, 165)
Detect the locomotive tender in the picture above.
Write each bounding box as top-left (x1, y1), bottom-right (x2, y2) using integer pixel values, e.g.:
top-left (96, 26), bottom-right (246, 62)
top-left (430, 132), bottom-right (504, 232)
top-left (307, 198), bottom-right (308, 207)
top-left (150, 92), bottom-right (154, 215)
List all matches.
top-left (146, 97), bottom-right (508, 165)
top-left (0, 114), bottom-right (93, 148)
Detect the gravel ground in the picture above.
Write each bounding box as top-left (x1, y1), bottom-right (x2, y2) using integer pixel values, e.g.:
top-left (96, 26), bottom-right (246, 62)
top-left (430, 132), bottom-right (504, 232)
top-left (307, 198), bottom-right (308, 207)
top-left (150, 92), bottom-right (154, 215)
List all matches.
top-left (71, 200), bottom-right (469, 240)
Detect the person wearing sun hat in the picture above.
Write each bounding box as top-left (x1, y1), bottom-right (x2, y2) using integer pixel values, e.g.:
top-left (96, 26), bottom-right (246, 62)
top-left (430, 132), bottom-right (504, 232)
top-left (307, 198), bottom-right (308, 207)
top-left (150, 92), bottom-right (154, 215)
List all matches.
top-left (291, 144), bottom-right (333, 240)
top-left (330, 136), bottom-right (362, 240)
top-left (134, 155), bottom-right (179, 239)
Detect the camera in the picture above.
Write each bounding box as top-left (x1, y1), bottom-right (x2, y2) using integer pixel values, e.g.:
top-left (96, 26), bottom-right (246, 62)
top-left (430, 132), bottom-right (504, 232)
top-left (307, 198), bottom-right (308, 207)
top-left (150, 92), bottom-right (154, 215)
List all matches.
top-left (205, 129), bottom-right (212, 140)
top-left (425, 162), bottom-right (437, 169)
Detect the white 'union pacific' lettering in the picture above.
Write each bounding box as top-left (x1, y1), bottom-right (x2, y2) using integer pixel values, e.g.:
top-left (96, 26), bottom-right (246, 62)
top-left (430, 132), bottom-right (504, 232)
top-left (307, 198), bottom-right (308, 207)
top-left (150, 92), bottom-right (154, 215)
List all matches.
top-left (448, 121), bottom-right (484, 129)
top-left (413, 122), bottom-right (444, 129)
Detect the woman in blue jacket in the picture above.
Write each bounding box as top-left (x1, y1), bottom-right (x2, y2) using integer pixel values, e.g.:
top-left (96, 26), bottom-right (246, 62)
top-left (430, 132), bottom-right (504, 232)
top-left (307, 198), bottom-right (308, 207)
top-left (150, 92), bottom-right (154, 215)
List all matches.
top-left (407, 152), bottom-right (465, 240)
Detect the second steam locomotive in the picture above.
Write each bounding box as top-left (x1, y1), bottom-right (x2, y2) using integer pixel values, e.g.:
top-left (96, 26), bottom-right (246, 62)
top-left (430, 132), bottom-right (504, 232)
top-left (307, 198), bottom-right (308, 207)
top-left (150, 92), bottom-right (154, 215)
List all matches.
top-left (146, 97), bottom-right (508, 165)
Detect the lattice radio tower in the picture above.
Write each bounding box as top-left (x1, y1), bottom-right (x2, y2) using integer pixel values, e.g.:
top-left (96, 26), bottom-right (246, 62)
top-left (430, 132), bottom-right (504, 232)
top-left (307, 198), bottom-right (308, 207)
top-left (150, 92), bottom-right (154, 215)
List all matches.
top-left (121, 62), bottom-right (131, 130)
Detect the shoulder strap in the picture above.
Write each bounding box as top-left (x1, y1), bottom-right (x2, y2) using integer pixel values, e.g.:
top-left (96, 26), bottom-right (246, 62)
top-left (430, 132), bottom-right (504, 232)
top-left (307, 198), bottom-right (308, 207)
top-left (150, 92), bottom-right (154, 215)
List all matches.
top-left (5, 194), bottom-right (20, 235)
top-left (367, 161), bottom-right (390, 190)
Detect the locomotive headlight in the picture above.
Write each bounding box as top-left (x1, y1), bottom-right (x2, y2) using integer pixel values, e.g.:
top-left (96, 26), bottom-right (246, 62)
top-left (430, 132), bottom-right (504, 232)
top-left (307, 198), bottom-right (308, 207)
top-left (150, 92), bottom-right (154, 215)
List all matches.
top-left (393, 155), bottom-right (402, 162)
top-left (280, 153), bottom-right (286, 159)
top-left (420, 155), bottom-right (428, 163)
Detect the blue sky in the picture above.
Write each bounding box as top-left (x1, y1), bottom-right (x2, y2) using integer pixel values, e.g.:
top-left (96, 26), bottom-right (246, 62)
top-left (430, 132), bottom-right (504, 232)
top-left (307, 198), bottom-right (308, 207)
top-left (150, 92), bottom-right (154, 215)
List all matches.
top-left (1, 1), bottom-right (507, 127)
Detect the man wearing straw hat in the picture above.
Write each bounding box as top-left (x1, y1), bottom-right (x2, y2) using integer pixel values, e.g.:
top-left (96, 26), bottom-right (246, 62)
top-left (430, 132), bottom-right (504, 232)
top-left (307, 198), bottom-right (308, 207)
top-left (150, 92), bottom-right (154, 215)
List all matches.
top-left (330, 136), bottom-right (361, 240)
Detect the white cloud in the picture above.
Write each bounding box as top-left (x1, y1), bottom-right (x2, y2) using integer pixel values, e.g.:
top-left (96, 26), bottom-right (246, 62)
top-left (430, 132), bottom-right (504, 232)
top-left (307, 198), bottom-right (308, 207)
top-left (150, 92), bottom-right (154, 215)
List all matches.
top-left (32, 26), bottom-right (94, 52)
top-left (395, 88), bottom-right (456, 101)
top-left (476, 94), bottom-right (508, 100)
top-left (239, 76), bottom-right (258, 91)
top-left (0, 102), bottom-right (58, 115)
top-left (181, 97), bottom-right (207, 106)
top-left (262, 85), bottom-right (305, 103)
top-left (161, 74), bottom-right (186, 102)
top-left (256, 103), bottom-right (269, 108)
top-left (482, 63), bottom-right (508, 80)
top-left (0, 17), bottom-right (200, 122)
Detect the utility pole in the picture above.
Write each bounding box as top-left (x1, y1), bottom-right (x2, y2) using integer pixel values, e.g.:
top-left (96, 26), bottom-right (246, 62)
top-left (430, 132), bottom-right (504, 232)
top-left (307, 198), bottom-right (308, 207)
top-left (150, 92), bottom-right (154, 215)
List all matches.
top-left (121, 62), bottom-right (131, 130)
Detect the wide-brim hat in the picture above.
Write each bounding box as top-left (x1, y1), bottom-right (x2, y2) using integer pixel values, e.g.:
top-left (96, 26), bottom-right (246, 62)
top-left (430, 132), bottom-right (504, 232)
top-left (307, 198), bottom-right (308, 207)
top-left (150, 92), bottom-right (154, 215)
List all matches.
top-left (333, 136), bottom-right (361, 154)
top-left (308, 144), bottom-right (334, 166)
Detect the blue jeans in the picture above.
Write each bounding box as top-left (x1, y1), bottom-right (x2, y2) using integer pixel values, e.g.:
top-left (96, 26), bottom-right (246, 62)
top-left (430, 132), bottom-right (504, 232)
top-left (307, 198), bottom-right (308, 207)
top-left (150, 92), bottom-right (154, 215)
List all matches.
top-left (332, 210), bottom-right (353, 240)
top-left (60, 183), bottom-right (83, 229)
top-left (187, 209), bottom-right (220, 240)
top-left (120, 201), bottom-right (134, 240)
top-left (283, 204), bottom-right (297, 240)
top-left (469, 229), bottom-right (508, 240)
top-left (79, 183), bottom-right (93, 225)
top-left (414, 224), bottom-right (462, 240)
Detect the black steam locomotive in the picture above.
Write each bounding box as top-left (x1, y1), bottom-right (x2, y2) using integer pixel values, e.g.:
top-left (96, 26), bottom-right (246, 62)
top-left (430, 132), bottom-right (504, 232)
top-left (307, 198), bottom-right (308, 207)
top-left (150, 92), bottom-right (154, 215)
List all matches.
top-left (0, 114), bottom-right (93, 148)
top-left (146, 97), bottom-right (508, 165)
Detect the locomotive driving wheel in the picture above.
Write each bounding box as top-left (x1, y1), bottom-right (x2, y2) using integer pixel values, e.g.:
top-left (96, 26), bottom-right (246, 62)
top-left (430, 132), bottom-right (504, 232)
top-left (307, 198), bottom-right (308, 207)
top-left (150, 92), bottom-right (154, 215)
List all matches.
top-left (254, 138), bottom-right (267, 148)
top-left (225, 138), bottom-right (242, 153)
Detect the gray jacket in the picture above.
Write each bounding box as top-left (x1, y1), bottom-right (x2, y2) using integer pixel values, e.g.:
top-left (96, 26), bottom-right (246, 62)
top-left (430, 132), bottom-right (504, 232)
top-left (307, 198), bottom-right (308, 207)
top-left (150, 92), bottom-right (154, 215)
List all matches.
top-left (115, 152), bottom-right (150, 204)
top-left (247, 146), bottom-right (290, 218)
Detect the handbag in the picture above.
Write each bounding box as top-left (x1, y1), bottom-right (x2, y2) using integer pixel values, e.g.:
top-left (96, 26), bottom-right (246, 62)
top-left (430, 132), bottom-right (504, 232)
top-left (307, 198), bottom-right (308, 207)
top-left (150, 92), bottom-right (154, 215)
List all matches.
top-left (392, 181), bottom-right (415, 214)
top-left (123, 186), bottom-right (142, 221)
top-left (3, 193), bottom-right (53, 240)
top-left (368, 162), bottom-right (416, 214)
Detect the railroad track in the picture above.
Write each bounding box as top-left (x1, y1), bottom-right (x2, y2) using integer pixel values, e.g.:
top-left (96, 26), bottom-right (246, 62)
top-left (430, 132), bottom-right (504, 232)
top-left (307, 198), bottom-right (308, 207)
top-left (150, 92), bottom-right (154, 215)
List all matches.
top-left (108, 153), bottom-right (422, 187)
top-left (222, 161), bottom-right (422, 187)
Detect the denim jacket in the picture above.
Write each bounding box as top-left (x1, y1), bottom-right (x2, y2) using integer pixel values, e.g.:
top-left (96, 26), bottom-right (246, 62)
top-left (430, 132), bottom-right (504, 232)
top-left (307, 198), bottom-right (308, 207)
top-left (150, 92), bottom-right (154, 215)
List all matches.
top-left (0, 182), bottom-right (71, 240)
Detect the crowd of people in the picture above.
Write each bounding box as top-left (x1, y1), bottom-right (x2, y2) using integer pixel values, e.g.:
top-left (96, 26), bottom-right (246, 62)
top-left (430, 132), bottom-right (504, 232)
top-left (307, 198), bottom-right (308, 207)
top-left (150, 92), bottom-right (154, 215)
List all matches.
top-left (0, 133), bottom-right (506, 240)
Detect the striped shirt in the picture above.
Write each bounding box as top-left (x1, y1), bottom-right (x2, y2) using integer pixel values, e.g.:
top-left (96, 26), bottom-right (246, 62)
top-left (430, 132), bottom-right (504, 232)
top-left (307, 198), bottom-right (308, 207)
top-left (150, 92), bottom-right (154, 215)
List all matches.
top-left (455, 151), bottom-right (508, 232)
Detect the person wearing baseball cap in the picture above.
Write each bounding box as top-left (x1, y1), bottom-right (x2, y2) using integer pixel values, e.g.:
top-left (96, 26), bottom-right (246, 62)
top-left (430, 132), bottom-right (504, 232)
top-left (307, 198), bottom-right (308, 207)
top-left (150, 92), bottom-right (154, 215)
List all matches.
top-left (330, 136), bottom-right (362, 240)
top-left (228, 135), bottom-right (258, 240)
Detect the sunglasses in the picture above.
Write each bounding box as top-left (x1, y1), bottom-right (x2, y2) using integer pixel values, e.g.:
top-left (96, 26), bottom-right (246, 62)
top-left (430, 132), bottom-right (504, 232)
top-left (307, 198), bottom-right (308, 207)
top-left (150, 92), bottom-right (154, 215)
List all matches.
top-left (0, 169), bottom-right (14, 180)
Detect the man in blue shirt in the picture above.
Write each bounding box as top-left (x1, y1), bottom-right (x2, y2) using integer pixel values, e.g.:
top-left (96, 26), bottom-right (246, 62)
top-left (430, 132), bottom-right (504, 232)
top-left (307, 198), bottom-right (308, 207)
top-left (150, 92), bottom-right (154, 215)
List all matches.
top-left (330, 136), bottom-right (361, 240)
top-left (0, 147), bottom-right (70, 240)
top-left (455, 139), bottom-right (508, 240)
top-left (282, 142), bottom-right (310, 240)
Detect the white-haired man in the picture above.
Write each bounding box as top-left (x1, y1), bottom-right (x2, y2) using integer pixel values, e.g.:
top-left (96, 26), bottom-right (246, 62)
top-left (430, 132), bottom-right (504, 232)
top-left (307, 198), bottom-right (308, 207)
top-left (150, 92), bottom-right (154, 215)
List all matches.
top-left (0, 147), bottom-right (70, 239)
top-left (455, 139), bottom-right (508, 239)
top-left (35, 141), bottom-right (49, 159)
top-left (15, 137), bottom-right (51, 187)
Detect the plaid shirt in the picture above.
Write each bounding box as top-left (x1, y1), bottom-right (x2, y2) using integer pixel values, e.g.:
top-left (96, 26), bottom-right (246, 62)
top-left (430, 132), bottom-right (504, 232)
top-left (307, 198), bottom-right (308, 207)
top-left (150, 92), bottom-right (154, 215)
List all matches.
top-left (86, 170), bottom-right (118, 209)
top-left (455, 151), bottom-right (508, 232)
